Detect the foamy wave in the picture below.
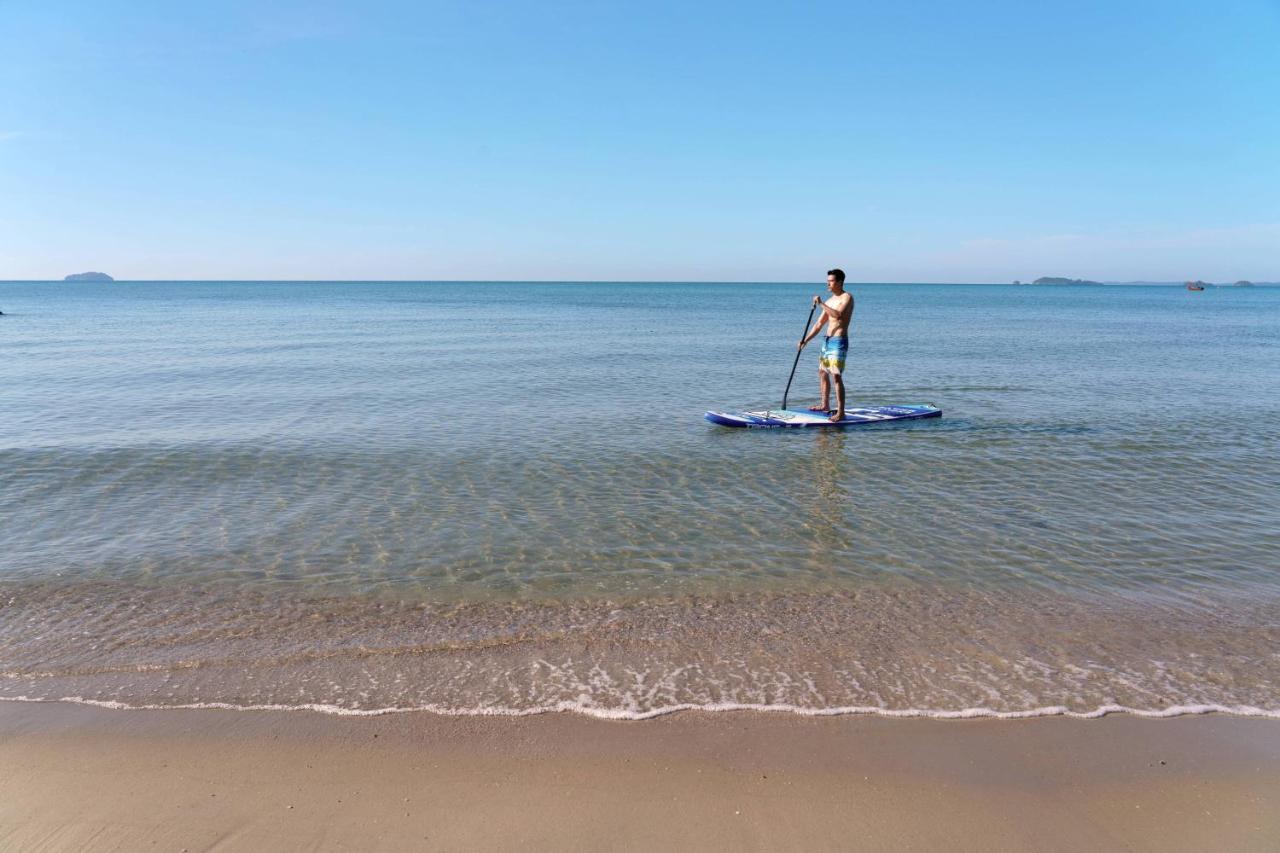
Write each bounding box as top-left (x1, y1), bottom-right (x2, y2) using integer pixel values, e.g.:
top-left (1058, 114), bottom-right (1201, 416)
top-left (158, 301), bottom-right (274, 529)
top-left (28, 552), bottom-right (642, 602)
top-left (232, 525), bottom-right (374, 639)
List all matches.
top-left (6, 585), bottom-right (1280, 726)
top-left (4, 695), bottom-right (1278, 721)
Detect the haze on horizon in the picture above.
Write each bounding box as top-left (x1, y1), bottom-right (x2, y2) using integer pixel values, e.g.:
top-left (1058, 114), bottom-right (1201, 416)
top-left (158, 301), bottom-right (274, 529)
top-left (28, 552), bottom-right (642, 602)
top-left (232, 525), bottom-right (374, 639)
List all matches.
top-left (2, 1), bottom-right (1277, 283)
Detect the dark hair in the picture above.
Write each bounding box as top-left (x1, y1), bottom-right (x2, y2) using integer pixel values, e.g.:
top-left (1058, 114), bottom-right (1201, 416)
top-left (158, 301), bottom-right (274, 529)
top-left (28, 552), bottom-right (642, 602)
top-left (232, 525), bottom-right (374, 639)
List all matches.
top-left (827, 268), bottom-right (845, 284)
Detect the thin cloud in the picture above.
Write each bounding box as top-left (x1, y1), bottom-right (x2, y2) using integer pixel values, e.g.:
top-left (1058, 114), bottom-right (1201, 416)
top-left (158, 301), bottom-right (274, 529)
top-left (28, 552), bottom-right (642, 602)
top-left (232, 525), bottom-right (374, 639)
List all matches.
top-left (952, 223), bottom-right (1280, 256)
top-left (916, 223), bottom-right (1280, 281)
top-left (242, 7), bottom-right (356, 49)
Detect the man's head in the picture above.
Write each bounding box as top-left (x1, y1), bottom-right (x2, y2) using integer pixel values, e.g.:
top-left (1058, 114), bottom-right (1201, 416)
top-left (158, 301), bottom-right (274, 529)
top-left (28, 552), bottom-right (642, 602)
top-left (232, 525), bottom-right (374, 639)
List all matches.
top-left (826, 268), bottom-right (846, 293)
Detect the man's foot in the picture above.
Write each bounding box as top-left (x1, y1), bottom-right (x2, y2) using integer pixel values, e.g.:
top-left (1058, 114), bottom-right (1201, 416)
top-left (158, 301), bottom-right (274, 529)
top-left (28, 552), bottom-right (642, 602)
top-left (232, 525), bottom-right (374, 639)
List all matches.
top-left (808, 404), bottom-right (830, 412)
top-left (829, 411), bottom-right (844, 422)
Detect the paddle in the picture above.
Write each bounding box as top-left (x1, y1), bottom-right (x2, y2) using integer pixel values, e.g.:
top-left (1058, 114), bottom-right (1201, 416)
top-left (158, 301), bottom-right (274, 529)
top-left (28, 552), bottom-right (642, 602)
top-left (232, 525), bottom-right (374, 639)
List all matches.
top-left (780, 298), bottom-right (820, 411)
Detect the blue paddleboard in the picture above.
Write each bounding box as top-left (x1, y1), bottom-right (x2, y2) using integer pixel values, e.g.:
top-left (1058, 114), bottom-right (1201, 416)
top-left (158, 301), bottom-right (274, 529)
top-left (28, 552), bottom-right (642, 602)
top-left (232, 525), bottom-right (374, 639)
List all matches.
top-left (705, 404), bottom-right (941, 428)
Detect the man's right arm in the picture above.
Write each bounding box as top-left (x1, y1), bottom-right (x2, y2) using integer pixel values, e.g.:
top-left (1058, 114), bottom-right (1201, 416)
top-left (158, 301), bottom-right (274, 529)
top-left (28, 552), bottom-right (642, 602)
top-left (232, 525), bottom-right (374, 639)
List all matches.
top-left (799, 319), bottom-right (825, 349)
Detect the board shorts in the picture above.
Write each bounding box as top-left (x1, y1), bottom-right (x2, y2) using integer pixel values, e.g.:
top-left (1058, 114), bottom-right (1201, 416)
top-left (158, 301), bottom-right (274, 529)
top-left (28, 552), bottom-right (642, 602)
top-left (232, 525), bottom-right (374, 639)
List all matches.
top-left (819, 335), bottom-right (848, 376)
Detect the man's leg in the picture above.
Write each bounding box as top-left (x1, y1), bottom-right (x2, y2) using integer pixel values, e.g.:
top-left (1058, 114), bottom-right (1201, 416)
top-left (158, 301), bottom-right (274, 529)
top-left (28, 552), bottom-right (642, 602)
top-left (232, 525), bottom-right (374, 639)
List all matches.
top-left (830, 375), bottom-right (845, 421)
top-left (810, 369), bottom-right (830, 411)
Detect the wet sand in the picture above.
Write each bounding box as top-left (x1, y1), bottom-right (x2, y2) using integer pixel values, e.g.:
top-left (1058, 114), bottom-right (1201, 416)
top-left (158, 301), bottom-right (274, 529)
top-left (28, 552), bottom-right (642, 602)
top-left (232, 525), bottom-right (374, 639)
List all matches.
top-left (1, 703), bottom-right (1278, 851)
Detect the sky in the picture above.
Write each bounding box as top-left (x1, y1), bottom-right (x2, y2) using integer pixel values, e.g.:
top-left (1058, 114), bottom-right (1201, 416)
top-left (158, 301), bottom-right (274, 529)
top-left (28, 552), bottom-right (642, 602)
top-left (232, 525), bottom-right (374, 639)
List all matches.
top-left (1, 0), bottom-right (1278, 282)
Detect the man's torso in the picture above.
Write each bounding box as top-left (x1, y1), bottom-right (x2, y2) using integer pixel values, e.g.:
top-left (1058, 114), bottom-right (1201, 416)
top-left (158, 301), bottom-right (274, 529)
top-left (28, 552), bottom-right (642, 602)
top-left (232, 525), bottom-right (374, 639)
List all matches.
top-left (824, 292), bottom-right (854, 337)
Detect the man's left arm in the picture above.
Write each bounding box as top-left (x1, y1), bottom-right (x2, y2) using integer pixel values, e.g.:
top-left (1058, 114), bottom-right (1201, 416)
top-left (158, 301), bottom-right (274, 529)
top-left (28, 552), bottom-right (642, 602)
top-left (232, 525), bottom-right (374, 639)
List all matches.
top-left (841, 294), bottom-right (854, 326)
top-left (814, 294), bottom-right (851, 322)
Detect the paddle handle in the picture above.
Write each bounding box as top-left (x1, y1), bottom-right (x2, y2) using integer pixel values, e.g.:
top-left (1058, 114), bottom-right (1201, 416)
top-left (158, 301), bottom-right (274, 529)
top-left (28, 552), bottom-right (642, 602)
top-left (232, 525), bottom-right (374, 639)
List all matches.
top-left (781, 299), bottom-right (820, 410)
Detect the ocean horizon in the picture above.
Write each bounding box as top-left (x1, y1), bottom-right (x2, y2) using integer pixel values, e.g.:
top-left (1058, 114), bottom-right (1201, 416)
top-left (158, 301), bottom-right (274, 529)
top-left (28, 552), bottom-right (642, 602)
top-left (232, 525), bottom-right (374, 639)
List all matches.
top-left (10, 279), bottom-right (1279, 286)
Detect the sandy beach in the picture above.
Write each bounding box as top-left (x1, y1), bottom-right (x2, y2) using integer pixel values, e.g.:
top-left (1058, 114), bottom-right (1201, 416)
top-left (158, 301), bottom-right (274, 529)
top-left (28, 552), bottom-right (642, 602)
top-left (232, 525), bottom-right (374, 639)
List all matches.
top-left (2, 702), bottom-right (1277, 852)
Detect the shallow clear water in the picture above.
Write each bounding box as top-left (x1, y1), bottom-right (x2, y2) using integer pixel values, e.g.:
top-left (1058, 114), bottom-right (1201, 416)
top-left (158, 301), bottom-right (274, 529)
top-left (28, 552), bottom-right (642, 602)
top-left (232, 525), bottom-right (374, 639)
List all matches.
top-left (2, 281), bottom-right (1278, 717)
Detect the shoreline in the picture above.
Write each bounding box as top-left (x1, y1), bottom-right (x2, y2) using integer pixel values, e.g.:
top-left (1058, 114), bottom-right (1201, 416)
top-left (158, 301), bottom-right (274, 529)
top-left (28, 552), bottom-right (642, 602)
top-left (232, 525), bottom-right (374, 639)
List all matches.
top-left (8, 582), bottom-right (1278, 719)
top-left (3, 700), bottom-right (1278, 851)
top-left (4, 695), bottom-right (1280, 721)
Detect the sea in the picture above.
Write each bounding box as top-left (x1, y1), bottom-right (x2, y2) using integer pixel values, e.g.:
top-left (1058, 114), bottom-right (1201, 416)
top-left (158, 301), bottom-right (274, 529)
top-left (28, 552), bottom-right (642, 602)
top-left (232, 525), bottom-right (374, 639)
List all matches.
top-left (2, 281), bottom-right (1278, 719)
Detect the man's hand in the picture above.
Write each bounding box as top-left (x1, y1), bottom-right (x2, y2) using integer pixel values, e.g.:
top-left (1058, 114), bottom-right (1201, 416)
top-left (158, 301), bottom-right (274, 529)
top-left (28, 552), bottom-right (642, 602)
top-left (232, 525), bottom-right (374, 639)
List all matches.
top-left (812, 295), bottom-right (822, 307)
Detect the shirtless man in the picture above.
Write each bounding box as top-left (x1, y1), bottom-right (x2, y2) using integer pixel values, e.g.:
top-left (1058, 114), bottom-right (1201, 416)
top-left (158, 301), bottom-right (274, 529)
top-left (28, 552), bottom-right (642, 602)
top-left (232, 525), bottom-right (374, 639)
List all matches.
top-left (798, 268), bottom-right (854, 421)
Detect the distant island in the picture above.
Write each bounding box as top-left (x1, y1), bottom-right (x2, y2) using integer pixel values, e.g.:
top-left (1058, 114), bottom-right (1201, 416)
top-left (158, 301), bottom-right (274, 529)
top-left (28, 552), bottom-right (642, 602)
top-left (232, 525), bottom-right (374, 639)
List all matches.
top-left (1015, 278), bottom-right (1277, 287)
top-left (1030, 277), bottom-right (1103, 286)
top-left (64, 271), bottom-right (114, 281)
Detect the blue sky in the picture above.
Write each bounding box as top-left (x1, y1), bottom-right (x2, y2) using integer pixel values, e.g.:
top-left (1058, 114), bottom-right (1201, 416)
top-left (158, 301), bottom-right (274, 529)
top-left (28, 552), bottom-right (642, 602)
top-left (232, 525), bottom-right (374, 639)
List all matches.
top-left (2, 1), bottom-right (1277, 281)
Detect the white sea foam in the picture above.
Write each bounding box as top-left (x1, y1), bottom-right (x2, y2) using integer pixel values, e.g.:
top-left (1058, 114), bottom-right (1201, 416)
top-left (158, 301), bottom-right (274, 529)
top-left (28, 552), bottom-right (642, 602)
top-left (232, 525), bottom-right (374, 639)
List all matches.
top-left (4, 695), bottom-right (1278, 721)
top-left (5, 584), bottom-right (1279, 726)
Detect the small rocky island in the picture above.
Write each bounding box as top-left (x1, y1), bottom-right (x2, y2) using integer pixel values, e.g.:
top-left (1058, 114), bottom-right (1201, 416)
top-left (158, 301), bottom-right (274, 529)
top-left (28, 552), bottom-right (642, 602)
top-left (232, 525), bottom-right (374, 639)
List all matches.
top-left (64, 271), bottom-right (114, 281)
top-left (1031, 276), bottom-right (1103, 286)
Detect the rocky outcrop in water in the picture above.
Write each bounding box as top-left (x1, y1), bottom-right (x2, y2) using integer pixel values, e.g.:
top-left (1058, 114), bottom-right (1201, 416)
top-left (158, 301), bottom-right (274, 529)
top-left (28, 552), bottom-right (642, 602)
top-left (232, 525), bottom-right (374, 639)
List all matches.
top-left (64, 272), bottom-right (114, 281)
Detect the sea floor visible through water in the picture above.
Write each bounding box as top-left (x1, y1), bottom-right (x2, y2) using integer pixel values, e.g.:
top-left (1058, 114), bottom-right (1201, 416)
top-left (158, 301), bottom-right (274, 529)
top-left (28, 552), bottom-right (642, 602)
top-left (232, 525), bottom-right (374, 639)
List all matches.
top-left (3, 580), bottom-right (1279, 718)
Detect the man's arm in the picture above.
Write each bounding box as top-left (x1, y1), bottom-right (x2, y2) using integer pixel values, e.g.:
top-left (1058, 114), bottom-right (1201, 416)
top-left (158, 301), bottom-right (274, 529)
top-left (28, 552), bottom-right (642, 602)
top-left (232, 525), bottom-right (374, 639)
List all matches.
top-left (815, 293), bottom-right (852, 322)
top-left (799, 305), bottom-right (830, 348)
top-left (800, 317), bottom-right (825, 347)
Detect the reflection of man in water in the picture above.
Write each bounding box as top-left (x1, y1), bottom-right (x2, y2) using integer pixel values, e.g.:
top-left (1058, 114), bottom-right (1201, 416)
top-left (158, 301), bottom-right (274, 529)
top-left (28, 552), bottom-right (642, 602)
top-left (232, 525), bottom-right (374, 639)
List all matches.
top-left (804, 429), bottom-right (852, 558)
top-left (798, 269), bottom-right (854, 421)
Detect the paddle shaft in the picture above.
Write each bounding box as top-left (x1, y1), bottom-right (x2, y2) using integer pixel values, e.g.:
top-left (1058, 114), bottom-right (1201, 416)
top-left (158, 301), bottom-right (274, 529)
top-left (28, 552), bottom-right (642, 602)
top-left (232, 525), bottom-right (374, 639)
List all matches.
top-left (781, 299), bottom-right (820, 410)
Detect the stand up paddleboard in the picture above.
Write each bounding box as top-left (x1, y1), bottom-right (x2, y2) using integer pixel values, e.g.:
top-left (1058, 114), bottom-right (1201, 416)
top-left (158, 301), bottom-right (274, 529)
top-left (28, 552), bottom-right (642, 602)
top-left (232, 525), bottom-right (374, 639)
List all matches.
top-left (705, 404), bottom-right (941, 428)
top-left (713, 292), bottom-right (942, 428)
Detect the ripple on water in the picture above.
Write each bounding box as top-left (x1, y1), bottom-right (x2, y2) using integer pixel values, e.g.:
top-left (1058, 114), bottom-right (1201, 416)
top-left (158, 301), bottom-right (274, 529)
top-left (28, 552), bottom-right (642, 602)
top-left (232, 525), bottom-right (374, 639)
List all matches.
top-left (2, 580), bottom-right (1279, 718)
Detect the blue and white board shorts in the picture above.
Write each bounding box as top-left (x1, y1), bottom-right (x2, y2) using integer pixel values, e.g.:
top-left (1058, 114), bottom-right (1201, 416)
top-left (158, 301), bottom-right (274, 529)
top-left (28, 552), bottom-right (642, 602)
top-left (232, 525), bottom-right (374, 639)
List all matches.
top-left (819, 335), bottom-right (848, 376)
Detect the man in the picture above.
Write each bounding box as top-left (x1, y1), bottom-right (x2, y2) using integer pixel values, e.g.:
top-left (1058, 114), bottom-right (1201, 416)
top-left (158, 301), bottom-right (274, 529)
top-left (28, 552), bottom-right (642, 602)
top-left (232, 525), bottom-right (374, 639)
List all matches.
top-left (798, 268), bottom-right (854, 422)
